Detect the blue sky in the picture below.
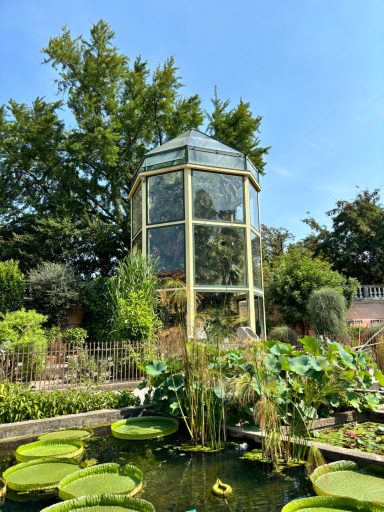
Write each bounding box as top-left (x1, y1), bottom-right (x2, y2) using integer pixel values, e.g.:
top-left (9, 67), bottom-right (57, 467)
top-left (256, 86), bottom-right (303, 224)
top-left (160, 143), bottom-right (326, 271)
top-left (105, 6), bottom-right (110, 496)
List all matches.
top-left (0, 0), bottom-right (383, 239)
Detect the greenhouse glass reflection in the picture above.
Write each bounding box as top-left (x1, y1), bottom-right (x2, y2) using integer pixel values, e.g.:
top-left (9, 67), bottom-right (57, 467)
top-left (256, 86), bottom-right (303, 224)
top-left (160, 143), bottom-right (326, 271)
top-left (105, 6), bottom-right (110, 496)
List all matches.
top-left (129, 129), bottom-right (265, 339)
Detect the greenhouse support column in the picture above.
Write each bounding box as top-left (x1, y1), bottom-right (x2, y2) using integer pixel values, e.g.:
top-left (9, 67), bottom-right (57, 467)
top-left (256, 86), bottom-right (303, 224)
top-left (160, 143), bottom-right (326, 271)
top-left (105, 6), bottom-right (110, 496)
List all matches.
top-left (258, 188), bottom-right (266, 339)
top-left (141, 177), bottom-right (147, 256)
top-left (185, 168), bottom-right (195, 339)
top-left (244, 177), bottom-right (256, 332)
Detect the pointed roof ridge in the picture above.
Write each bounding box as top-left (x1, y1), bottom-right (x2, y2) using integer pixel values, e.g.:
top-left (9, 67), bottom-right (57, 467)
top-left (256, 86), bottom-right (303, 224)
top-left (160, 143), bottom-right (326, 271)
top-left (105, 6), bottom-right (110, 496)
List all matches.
top-left (145, 128), bottom-right (244, 156)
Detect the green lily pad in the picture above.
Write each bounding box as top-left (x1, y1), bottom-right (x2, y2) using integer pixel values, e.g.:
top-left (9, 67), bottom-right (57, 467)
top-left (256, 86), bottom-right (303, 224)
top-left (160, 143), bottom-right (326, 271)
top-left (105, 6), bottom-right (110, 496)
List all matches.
top-left (281, 496), bottom-right (384, 511)
top-left (310, 460), bottom-right (384, 505)
top-left (40, 494), bottom-right (155, 512)
top-left (111, 416), bottom-right (178, 440)
top-left (15, 440), bottom-right (84, 463)
top-left (2, 459), bottom-right (80, 492)
top-left (39, 429), bottom-right (93, 442)
top-left (58, 463), bottom-right (143, 500)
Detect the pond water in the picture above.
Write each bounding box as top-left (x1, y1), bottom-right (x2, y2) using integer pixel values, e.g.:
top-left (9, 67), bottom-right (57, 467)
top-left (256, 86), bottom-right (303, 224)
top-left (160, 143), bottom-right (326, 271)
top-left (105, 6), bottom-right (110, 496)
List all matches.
top-left (0, 430), bottom-right (312, 512)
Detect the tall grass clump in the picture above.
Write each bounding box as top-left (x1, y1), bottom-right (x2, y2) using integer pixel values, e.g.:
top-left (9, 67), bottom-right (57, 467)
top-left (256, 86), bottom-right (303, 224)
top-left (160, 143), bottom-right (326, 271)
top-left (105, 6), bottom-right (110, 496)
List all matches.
top-left (307, 287), bottom-right (347, 340)
top-left (109, 254), bottom-right (158, 343)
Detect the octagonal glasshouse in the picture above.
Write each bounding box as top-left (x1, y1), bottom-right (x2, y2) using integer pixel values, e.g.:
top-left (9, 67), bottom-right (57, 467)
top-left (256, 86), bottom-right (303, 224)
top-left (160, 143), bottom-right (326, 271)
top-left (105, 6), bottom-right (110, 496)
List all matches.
top-left (129, 130), bottom-right (265, 339)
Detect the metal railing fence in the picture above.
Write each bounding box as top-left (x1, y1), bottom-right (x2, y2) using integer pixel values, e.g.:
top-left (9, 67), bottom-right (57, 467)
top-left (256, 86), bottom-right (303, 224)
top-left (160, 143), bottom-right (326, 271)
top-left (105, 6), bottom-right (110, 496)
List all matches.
top-left (0, 340), bottom-right (150, 390)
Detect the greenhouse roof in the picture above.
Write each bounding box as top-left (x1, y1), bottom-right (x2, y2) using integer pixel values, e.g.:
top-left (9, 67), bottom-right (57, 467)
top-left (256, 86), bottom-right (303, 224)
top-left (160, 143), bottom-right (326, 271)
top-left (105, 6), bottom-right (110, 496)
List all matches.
top-left (145, 129), bottom-right (243, 156)
top-left (136, 129), bottom-right (260, 184)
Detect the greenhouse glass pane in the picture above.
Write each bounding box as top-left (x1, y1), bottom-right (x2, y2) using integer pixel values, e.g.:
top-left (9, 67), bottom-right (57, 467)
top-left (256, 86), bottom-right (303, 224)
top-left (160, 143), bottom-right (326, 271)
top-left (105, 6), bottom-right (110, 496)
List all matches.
top-left (249, 183), bottom-right (259, 230)
top-left (192, 170), bottom-right (244, 223)
top-left (195, 292), bottom-right (249, 341)
top-left (132, 234), bottom-right (142, 255)
top-left (132, 186), bottom-right (142, 237)
top-left (147, 171), bottom-right (184, 224)
top-left (194, 225), bottom-right (246, 286)
top-left (189, 148), bottom-right (245, 170)
top-left (251, 232), bottom-right (262, 289)
top-left (148, 224), bottom-right (185, 277)
top-left (143, 148), bottom-right (186, 170)
top-left (254, 295), bottom-right (264, 337)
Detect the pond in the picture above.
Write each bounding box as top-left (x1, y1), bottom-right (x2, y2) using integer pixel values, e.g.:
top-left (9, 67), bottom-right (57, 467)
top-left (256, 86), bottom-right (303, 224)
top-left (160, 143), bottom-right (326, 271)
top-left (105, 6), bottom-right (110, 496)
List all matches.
top-left (0, 429), bottom-right (312, 512)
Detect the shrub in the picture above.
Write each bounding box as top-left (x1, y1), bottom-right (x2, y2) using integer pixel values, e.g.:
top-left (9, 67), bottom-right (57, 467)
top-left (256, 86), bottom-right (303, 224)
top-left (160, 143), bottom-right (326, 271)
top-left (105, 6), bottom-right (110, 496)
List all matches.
top-left (0, 308), bottom-right (48, 379)
top-left (268, 325), bottom-right (298, 344)
top-left (63, 327), bottom-right (88, 348)
top-left (0, 259), bottom-right (25, 314)
top-left (307, 287), bottom-right (347, 339)
top-left (0, 383), bottom-right (140, 423)
top-left (26, 262), bottom-right (83, 325)
top-left (110, 254), bottom-right (158, 342)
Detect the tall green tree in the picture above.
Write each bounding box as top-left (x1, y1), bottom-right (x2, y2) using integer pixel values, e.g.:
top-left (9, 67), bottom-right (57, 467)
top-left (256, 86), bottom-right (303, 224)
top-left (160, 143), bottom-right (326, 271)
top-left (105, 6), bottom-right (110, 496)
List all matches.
top-left (303, 189), bottom-right (384, 283)
top-left (207, 88), bottom-right (270, 174)
top-left (269, 246), bottom-right (358, 330)
top-left (0, 21), bottom-right (268, 276)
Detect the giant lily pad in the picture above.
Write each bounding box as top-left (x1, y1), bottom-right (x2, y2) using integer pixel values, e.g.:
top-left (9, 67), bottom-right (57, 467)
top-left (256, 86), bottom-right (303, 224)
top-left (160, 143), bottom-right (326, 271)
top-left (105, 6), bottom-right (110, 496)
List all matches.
top-left (15, 440), bottom-right (84, 463)
top-left (39, 429), bottom-right (93, 442)
top-left (40, 494), bottom-right (155, 512)
top-left (111, 416), bottom-right (178, 440)
top-left (58, 463), bottom-right (143, 500)
top-left (310, 461), bottom-right (384, 505)
top-left (3, 459), bottom-right (80, 492)
top-left (281, 496), bottom-right (384, 511)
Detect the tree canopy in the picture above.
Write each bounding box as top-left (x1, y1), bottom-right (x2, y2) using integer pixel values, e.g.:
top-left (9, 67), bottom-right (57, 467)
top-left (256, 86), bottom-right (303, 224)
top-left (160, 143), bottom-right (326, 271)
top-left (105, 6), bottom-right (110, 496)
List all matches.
top-left (303, 189), bottom-right (384, 284)
top-left (0, 20), bottom-right (269, 277)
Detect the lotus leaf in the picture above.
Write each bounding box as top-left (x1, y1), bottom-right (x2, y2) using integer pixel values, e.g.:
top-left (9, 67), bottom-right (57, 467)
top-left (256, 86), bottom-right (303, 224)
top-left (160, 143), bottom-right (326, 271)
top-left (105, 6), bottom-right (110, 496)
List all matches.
top-left (111, 416), bottom-right (178, 440)
top-left (58, 463), bottom-right (143, 500)
top-left (40, 494), bottom-right (155, 512)
top-left (15, 440), bottom-right (84, 462)
top-left (2, 459), bottom-right (80, 492)
top-left (281, 496), bottom-right (384, 511)
top-left (310, 461), bottom-right (384, 505)
top-left (39, 429), bottom-right (93, 442)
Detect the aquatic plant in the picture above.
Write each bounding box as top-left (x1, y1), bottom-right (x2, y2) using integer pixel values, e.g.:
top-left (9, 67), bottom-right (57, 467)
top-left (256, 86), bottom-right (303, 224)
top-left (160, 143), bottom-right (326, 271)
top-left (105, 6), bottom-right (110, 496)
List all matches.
top-left (15, 440), bottom-right (84, 463)
top-left (39, 429), bottom-right (93, 442)
top-left (58, 463), bottom-right (143, 500)
top-left (310, 460), bottom-right (384, 504)
top-left (40, 494), bottom-right (155, 512)
top-left (111, 416), bottom-right (178, 440)
top-left (2, 459), bottom-right (80, 492)
top-left (282, 496), bottom-right (384, 511)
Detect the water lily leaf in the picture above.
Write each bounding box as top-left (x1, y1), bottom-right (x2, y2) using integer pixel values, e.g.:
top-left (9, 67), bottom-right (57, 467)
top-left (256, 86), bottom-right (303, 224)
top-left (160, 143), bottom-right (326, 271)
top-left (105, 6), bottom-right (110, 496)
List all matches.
top-left (111, 416), bottom-right (179, 440)
top-left (281, 495), bottom-right (384, 511)
top-left (40, 494), bottom-right (155, 512)
top-left (310, 460), bottom-right (384, 504)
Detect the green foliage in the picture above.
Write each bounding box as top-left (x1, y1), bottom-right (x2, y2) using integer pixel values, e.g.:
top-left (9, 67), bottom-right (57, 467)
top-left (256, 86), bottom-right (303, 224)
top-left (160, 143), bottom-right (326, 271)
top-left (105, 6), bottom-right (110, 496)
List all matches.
top-left (207, 87), bottom-right (270, 174)
top-left (109, 254), bottom-right (158, 342)
top-left (0, 383), bottom-right (139, 423)
top-left (0, 259), bottom-right (25, 314)
top-left (0, 308), bottom-right (47, 349)
top-left (304, 189), bottom-right (384, 283)
top-left (82, 277), bottom-right (112, 340)
top-left (269, 247), bottom-right (358, 327)
top-left (63, 327), bottom-right (88, 348)
top-left (40, 494), bottom-right (156, 512)
top-left (26, 262), bottom-right (83, 325)
top-left (0, 21), bottom-right (268, 276)
top-left (268, 325), bottom-right (298, 344)
top-left (308, 287), bottom-right (347, 339)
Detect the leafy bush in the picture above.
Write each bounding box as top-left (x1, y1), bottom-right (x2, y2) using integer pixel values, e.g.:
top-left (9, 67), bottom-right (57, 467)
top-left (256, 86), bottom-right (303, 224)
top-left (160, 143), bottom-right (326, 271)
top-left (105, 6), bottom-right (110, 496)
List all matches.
top-left (26, 262), bottom-right (83, 325)
top-left (0, 308), bottom-right (48, 380)
top-left (63, 327), bottom-right (88, 348)
top-left (110, 254), bottom-right (158, 342)
top-left (307, 287), bottom-right (347, 339)
top-left (268, 325), bottom-right (298, 344)
top-left (82, 277), bottom-right (112, 340)
top-left (0, 259), bottom-right (25, 314)
top-left (0, 383), bottom-right (140, 423)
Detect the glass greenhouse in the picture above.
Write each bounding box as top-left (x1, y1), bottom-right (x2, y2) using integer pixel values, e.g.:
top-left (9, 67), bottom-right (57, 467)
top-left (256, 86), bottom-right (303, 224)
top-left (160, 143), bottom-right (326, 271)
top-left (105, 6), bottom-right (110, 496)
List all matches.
top-left (129, 130), bottom-right (265, 340)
